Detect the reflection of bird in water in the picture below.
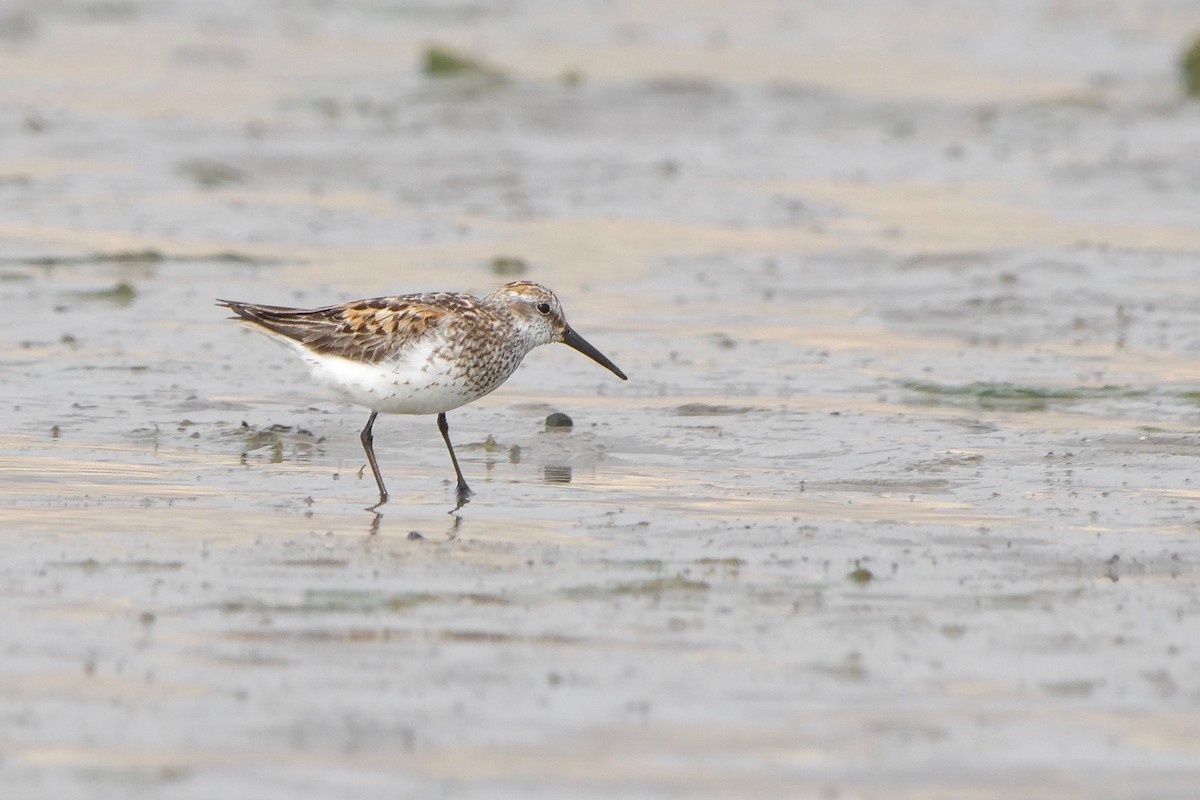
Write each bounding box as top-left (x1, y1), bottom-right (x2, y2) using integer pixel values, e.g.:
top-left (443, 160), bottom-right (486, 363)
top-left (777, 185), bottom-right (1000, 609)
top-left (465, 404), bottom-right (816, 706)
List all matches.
top-left (366, 512), bottom-right (463, 539)
top-left (218, 282), bottom-right (626, 511)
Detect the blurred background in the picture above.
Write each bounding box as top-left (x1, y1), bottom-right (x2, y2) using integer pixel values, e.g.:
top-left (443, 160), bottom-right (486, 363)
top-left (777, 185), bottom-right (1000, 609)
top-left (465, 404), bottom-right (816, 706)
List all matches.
top-left (3, 2), bottom-right (1200, 798)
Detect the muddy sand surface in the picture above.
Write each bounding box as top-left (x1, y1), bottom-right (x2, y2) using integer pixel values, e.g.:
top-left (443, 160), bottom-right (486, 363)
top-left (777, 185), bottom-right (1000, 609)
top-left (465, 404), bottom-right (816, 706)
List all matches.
top-left (3, 2), bottom-right (1200, 798)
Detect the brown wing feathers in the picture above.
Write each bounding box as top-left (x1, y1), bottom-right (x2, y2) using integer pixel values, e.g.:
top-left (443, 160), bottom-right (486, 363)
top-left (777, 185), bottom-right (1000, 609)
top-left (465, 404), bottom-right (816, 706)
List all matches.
top-left (217, 297), bottom-right (447, 364)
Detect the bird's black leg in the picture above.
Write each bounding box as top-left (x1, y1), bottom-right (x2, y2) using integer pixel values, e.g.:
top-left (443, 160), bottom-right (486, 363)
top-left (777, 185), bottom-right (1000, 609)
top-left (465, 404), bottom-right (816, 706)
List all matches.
top-left (437, 412), bottom-right (472, 510)
top-left (360, 411), bottom-right (388, 507)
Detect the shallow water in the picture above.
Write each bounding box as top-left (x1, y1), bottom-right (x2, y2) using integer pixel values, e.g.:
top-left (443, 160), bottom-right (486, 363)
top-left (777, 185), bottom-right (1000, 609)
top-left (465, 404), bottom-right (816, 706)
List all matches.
top-left (2, 1), bottom-right (1200, 798)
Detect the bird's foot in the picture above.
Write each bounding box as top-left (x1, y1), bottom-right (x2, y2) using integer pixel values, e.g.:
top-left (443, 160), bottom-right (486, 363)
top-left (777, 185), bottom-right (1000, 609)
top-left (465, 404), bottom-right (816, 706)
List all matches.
top-left (366, 491), bottom-right (389, 512)
top-left (450, 481), bottom-right (473, 513)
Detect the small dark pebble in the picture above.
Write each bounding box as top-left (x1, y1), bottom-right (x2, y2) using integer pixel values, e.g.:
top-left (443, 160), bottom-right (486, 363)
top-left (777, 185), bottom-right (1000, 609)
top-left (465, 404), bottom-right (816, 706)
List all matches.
top-left (407, 531), bottom-right (424, 540)
top-left (545, 412), bottom-right (573, 430)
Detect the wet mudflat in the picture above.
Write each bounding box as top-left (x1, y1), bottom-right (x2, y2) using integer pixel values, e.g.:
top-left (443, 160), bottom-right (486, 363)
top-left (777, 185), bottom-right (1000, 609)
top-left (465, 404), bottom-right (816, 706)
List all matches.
top-left (2, 2), bottom-right (1200, 798)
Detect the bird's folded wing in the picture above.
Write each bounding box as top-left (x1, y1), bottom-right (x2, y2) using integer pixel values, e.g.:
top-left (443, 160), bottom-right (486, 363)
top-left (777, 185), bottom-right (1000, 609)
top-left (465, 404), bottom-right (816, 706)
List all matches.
top-left (218, 295), bottom-right (471, 364)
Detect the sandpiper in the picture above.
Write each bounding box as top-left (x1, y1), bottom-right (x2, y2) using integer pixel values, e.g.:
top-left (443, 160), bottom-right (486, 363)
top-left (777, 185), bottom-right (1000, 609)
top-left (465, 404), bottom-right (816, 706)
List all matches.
top-left (218, 281), bottom-right (627, 510)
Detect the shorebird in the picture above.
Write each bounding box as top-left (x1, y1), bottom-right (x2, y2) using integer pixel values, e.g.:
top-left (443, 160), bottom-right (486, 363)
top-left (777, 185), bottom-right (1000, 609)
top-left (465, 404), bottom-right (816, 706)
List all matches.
top-left (218, 281), bottom-right (627, 510)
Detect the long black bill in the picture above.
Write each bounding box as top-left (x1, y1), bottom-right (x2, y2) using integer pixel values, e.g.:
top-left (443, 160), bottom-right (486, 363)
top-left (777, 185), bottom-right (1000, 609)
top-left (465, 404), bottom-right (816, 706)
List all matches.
top-left (562, 326), bottom-right (628, 381)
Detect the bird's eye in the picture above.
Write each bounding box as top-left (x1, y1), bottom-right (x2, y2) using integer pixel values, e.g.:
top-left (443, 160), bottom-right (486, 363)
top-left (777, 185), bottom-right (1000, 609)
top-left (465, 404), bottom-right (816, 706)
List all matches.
top-left (536, 302), bottom-right (551, 315)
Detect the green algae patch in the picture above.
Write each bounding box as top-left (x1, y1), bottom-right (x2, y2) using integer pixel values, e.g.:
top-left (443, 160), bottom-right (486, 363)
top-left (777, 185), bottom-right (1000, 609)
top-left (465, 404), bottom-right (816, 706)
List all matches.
top-left (901, 381), bottom-right (1146, 411)
top-left (281, 558), bottom-right (350, 569)
top-left (218, 591), bottom-right (505, 615)
top-left (176, 158), bottom-right (246, 189)
top-left (72, 281), bottom-right (136, 306)
top-left (1182, 33), bottom-right (1200, 97)
top-left (674, 403), bottom-right (757, 416)
top-left (489, 255), bottom-right (529, 276)
top-left (422, 45), bottom-right (504, 79)
top-left (5, 249), bottom-right (276, 267)
top-left (613, 576), bottom-right (709, 595)
top-left (696, 557), bottom-right (746, 568)
top-left (383, 592), bottom-right (442, 611)
top-left (564, 575), bottom-right (710, 600)
top-left (847, 566), bottom-right (874, 585)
